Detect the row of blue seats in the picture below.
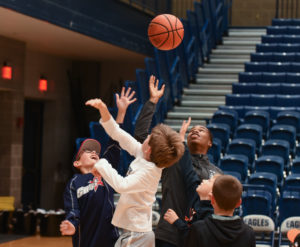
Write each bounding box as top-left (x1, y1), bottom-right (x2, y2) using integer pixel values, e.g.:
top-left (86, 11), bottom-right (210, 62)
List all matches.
top-left (256, 43), bottom-right (300, 52)
top-left (272, 18), bottom-right (300, 26)
top-left (251, 52), bottom-right (300, 62)
top-left (239, 72), bottom-right (300, 83)
top-left (267, 26), bottom-right (300, 35)
top-left (226, 94), bottom-right (300, 107)
top-left (262, 34), bottom-right (300, 43)
top-left (245, 61), bottom-right (300, 72)
top-left (233, 82), bottom-right (300, 95)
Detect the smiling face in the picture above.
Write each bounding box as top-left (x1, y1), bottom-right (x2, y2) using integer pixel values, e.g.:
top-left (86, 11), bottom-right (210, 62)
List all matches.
top-left (73, 150), bottom-right (100, 174)
top-left (187, 125), bottom-right (212, 154)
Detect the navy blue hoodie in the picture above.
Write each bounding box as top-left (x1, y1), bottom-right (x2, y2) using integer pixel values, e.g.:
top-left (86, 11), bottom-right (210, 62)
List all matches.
top-left (64, 138), bottom-right (121, 247)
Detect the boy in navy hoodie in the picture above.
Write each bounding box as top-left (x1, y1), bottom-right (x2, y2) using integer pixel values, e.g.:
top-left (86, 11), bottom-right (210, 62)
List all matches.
top-left (60, 87), bottom-right (136, 247)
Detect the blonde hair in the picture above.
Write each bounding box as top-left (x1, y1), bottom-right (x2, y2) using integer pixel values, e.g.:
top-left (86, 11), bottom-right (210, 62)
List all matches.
top-left (149, 124), bottom-right (184, 168)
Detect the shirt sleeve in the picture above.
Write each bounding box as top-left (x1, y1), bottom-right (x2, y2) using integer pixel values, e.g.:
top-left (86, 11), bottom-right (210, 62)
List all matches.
top-left (64, 177), bottom-right (80, 232)
top-left (134, 101), bottom-right (156, 143)
top-left (100, 117), bottom-right (142, 157)
top-left (94, 158), bottom-right (150, 194)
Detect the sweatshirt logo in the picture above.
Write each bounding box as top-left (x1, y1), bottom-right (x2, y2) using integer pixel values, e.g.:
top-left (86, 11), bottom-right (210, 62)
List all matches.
top-left (77, 176), bottom-right (104, 198)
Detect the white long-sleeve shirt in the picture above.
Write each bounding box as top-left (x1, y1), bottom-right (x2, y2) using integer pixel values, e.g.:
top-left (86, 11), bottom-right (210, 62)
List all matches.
top-left (94, 117), bottom-right (162, 232)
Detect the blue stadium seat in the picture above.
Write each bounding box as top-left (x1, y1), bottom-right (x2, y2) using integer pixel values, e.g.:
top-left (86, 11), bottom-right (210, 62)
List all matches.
top-left (220, 154), bottom-right (248, 182)
top-left (256, 43), bottom-right (277, 52)
top-left (245, 62), bottom-right (268, 72)
top-left (257, 83), bottom-right (281, 94)
top-left (279, 216), bottom-right (300, 246)
top-left (269, 106), bottom-right (296, 121)
top-left (276, 95), bottom-right (300, 107)
top-left (290, 62), bottom-right (300, 72)
top-left (262, 35), bottom-right (283, 43)
top-left (268, 62), bottom-right (290, 72)
top-left (207, 123), bottom-right (230, 152)
top-left (286, 72), bottom-right (300, 83)
top-left (144, 57), bottom-right (158, 79)
top-left (278, 43), bottom-right (300, 52)
top-left (269, 124), bottom-right (296, 155)
top-left (251, 94), bottom-right (276, 106)
top-left (218, 105), bottom-right (245, 119)
top-left (261, 140), bottom-right (290, 170)
top-left (207, 138), bottom-right (222, 165)
top-left (281, 83), bottom-right (300, 95)
top-left (273, 52), bottom-right (296, 62)
top-left (239, 72), bottom-right (262, 82)
top-left (235, 124), bottom-right (263, 152)
top-left (227, 138), bottom-right (256, 169)
top-left (232, 83), bottom-right (256, 94)
top-left (262, 72), bottom-right (286, 82)
top-left (279, 189), bottom-right (300, 224)
top-left (89, 122), bottom-right (109, 155)
top-left (255, 155), bottom-right (285, 185)
top-left (291, 157), bottom-right (300, 174)
top-left (225, 94), bottom-right (250, 106)
top-left (211, 109), bottom-right (238, 134)
top-left (251, 52), bottom-right (273, 62)
top-left (283, 35), bottom-right (300, 44)
top-left (136, 69), bottom-right (150, 104)
top-left (223, 171), bottom-right (242, 181)
top-left (272, 18), bottom-right (292, 26)
top-left (267, 26), bottom-right (287, 35)
top-left (276, 111), bottom-right (300, 134)
top-left (243, 110), bottom-right (270, 137)
top-left (296, 53), bottom-right (300, 62)
top-left (75, 137), bottom-right (88, 153)
top-left (175, 36), bottom-right (190, 87)
top-left (284, 174), bottom-right (300, 190)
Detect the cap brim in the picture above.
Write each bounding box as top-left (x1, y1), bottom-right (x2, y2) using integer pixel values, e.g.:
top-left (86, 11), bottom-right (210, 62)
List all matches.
top-left (287, 228), bottom-right (300, 243)
top-left (75, 139), bottom-right (101, 160)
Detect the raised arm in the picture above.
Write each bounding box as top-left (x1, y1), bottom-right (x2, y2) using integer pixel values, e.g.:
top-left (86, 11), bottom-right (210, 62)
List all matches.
top-left (134, 75), bottom-right (165, 143)
top-left (86, 98), bottom-right (141, 157)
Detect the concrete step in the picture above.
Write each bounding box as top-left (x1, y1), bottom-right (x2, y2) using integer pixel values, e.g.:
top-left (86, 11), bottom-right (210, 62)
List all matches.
top-left (203, 63), bottom-right (244, 69)
top-left (210, 54), bottom-right (251, 60)
top-left (228, 28), bottom-right (266, 35)
top-left (209, 57), bottom-right (250, 64)
top-left (198, 67), bottom-right (244, 74)
top-left (183, 88), bottom-right (231, 95)
top-left (223, 36), bottom-right (261, 42)
top-left (172, 106), bottom-right (218, 113)
top-left (181, 100), bottom-right (224, 107)
top-left (189, 83), bottom-right (232, 90)
top-left (195, 77), bottom-right (237, 85)
top-left (212, 49), bottom-right (255, 55)
top-left (223, 40), bottom-right (261, 46)
top-left (196, 73), bottom-right (239, 79)
top-left (216, 45), bottom-right (256, 50)
top-left (182, 95), bottom-right (225, 101)
top-left (167, 111), bottom-right (214, 119)
top-left (164, 118), bottom-right (207, 126)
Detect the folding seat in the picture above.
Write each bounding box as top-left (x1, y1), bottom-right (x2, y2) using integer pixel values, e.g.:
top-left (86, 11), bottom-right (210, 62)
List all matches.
top-left (269, 106), bottom-right (297, 122)
top-left (268, 62), bottom-right (290, 72)
top-left (243, 110), bottom-right (270, 137)
top-left (267, 26), bottom-right (287, 35)
top-left (250, 94), bottom-right (276, 106)
top-left (290, 62), bottom-right (300, 72)
top-left (244, 62), bottom-right (268, 72)
top-left (296, 52), bottom-right (300, 62)
top-left (239, 72), bottom-right (262, 82)
top-left (256, 44), bottom-right (277, 53)
top-left (272, 18), bottom-right (292, 26)
top-left (175, 37), bottom-right (190, 88)
top-left (291, 157), bottom-right (300, 174)
top-left (286, 72), bottom-right (300, 83)
top-left (225, 94), bottom-right (250, 106)
top-left (283, 35), bottom-right (300, 44)
top-left (261, 140), bottom-right (290, 170)
top-left (276, 111), bottom-right (300, 133)
top-left (262, 72), bottom-right (286, 83)
top-left (220, 154), bottom-right (248, 182)
top-left (284, 174), bottom-right (300, 189)
top-left (255, 155), bottom-right (285, 184)
top-left (278, 43), bottom-right (300, 52)
top-left (211, 109), bottom-right (238, 131)
top-left (218, 105), bottom-right (245, 119)
top-left (291, 19), bottom-right (300, 26)
top-left (278, 189), bottom-right (300, 224)
top-left (223, 171), bottom-right (242, 181)
top-left (243, 215), bottom-right (275, 247)
top-left (207, 138), bottom-right (222, 165)
top-left (273, 52), bottom-right (296, 62)
top-left (232, 83), bottom-right (256, 94)
top-left (257, 83), bottom-right (281, 94)
top-left (206, 123), bottom-right (230, 152)
top-left (279, 216), bottom-right (300, 246)
top-left (268, 124), bottom-right (296, 155)
top-left (227, 138), bottom-right (256, 169)
top-left (262, 35), bottom-right (283, 43)
top-left (251, 52), bottom-right (273, 62)
top-left (235, 124), bottom-right (263, 152)
top-left (281, 83), bottom-right (300, 95)
top-left (276, 95), bottom-right (300, 107)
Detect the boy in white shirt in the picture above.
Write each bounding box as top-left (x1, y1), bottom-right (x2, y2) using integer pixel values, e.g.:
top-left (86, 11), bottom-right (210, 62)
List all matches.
top-left (86, 97), bottom-right (184, 247)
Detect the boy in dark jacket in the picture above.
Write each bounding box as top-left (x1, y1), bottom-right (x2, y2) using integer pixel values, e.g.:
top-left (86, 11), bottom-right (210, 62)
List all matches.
top-left (184, 175), bottom-right (256, 247)
top-left (60, 87), bottom-right (136, 247)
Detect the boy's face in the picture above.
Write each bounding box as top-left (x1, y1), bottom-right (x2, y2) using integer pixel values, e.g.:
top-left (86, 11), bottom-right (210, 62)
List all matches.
top-left (196, 176), bottom-right (216, 200)
top-left (187, 125), bottom-right (212, 151)
top-left (142, 135), bottom-right (151, 160)
top-left (74, 150), bottom-right (100, 173)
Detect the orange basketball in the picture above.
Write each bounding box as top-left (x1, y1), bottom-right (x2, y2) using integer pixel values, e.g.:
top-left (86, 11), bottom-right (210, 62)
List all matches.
top-left (148, 14), bottom-right (184, 51)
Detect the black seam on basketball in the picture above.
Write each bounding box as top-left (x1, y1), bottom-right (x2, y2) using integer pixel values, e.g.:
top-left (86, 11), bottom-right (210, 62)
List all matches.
top-left (148, 28), bottom-right (184, 37)
top-left (175, 18), bottom-right (183, 41)
top-left (150, 21), bottom-right (170, 33)
top-left (163, 14), bottom-right (175, 49)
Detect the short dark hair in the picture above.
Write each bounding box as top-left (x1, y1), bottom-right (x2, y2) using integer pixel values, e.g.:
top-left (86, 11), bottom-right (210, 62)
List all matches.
top-left (212, 175), bottom-right (242, 211)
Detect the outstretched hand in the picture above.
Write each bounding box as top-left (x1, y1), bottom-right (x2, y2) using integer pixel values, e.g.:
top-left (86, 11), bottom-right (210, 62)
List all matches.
top-left (116, 87), bottom-right (137, 114)
top-left (149, 75), bottom-right (165, 104)
top-left (179, 117), bottom-right (191, 142)
top-left (85, 98), bottom-right (110, 122)
top-left (164, 209), bottom-right (179, 225)
top-left (60, 220), bottom-right (75, 236)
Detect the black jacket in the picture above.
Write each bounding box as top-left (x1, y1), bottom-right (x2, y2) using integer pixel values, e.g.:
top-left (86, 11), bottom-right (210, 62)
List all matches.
top-left (184, 215), bottom-right (256, 247)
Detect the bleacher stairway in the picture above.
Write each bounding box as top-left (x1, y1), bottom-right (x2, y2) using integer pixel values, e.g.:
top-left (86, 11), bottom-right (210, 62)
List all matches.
top-left (164, 28), bottom-right (266, 131)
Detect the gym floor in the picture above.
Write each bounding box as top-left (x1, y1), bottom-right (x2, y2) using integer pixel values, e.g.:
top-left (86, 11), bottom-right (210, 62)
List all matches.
top-left (0, 235), bottom-right (72, 247)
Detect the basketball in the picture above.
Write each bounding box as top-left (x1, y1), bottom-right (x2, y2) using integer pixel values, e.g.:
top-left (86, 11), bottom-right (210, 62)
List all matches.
top-left (148, 14), bottom-right (184, 51)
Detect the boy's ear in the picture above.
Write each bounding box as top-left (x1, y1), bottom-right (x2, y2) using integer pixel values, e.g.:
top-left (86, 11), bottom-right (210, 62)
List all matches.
top-left (73, 161), bottom-right (80, 168)
top-left (208, 192), bottom-right (213, 200)
top-left (146, 146), bottom-right (152, 155)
